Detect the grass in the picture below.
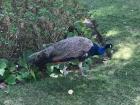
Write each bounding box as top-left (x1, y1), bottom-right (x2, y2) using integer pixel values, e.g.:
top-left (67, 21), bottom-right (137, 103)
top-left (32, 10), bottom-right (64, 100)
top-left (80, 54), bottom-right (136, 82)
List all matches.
top-left (0, 0), bottom-right (140, 105)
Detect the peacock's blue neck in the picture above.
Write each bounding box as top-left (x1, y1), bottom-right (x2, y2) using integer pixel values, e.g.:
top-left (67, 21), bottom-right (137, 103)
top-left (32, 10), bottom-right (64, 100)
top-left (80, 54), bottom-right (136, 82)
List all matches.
top-left (98, 47), bottom-right (105, 55)
top-left (88, 44), bottom-right (105, 56)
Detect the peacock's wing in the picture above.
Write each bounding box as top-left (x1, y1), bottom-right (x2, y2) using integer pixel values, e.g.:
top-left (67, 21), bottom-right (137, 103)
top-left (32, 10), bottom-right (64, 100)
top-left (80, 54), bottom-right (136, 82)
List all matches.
top-left (47, 37), bottom-right (93, 62)
top-left (28, 36), bottom-right (94, 65)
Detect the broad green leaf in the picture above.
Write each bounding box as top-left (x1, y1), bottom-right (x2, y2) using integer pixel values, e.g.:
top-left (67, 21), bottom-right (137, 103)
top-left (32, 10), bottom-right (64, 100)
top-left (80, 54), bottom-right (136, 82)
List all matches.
top-left (18, 57), bottom-right (28, 69)
top-left (16, 75), bottom-right (23, 81)
top-left (30, 70), bottom-right (36, 80)
top-left (20, 71), bottom-right (30, 79)
top-left (0, 60), bottom-right (7, 69)
top-left (5, 75), bottom-right (16, 85)
top-left (9, 66), bottom-right (16, 72)
top-left (0, 68), bottom-right (5, 76)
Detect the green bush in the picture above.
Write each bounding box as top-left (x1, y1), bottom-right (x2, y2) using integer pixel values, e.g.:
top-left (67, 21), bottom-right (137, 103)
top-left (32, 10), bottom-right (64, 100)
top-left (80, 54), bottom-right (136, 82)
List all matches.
top-left (0, 0), bottom-right (87, 59)
top-left (0, 0), bottom-right (95, 85)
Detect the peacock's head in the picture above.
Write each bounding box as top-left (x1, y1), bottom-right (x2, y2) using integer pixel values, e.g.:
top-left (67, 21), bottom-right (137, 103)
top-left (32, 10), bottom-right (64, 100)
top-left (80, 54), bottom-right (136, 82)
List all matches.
top-left (104, 43), bottom-right (113, 59)
top-left (104, 44), bottom-right (113, 49)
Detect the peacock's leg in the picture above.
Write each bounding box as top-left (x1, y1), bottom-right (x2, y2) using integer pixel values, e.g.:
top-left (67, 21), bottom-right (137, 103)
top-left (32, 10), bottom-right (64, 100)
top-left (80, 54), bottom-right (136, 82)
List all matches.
top-left (39, 66), bottom-right (46, 79)
top-left (62, 63), bottom-right (69, 76)
top-left (63, 66), bottom-right (68, 76)
top-left (78, 62), bottom-right (84, 76)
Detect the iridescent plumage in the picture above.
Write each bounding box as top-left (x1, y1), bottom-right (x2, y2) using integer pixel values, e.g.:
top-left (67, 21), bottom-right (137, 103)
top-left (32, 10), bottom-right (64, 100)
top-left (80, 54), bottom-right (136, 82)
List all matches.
top-left (28, 36), bottom-right (112, 76)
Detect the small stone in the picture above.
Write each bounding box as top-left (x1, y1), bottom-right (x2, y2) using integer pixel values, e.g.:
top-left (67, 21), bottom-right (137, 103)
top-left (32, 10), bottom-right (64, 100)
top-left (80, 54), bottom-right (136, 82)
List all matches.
top-left (68, 89), bottom-right (74, 95)
top-left (16, 65), bottom-right (19, 68)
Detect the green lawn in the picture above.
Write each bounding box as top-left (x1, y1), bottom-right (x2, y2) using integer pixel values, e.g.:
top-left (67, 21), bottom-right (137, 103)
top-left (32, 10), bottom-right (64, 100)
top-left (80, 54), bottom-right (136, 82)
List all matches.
top-left (0, 0), bottom-right (140, 105)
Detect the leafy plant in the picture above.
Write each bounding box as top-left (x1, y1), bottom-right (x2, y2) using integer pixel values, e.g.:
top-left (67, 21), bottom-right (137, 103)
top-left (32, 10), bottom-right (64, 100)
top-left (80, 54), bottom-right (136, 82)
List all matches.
top-left (0, 52), bottom-right (39, 85)
top-left (0, 0), bottom-right (91, 85)
top-left (5, 74), bottom-right (16, 85)
top-left (0, 59), bottom-right (8, 76)
top-left (17, 52), bottom-right (38, 81)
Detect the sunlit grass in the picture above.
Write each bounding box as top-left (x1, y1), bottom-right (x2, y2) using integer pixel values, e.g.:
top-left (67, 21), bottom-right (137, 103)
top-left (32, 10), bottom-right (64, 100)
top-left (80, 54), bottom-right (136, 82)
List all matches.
top-left (106, 28), bottom-right (120, 36)
top-left (135, 96), bottom-right (140, 105)
top-left (89, 5), bottom-right (118, 18)
top-left (125, 26), bottom-right (140, 37)
top-left (113, 46), bottom-right (132, 60)
top-left (3, 98), bottom-right (24, 105)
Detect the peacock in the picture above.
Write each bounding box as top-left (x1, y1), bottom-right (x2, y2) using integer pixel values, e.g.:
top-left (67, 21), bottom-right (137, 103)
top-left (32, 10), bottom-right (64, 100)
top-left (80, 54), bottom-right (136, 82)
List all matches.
top-left (28, 36), bottom-right (112, 77)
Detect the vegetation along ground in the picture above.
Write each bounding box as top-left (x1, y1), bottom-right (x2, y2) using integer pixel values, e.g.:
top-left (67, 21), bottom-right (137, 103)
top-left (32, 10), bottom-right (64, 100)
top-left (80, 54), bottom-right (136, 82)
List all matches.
top-left (0, 0), bottom-right (140, 105)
